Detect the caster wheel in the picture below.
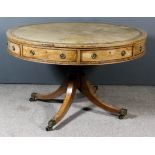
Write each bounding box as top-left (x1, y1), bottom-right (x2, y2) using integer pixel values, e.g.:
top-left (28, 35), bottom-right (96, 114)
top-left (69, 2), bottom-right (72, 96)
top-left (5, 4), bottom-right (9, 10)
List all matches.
top-left (119, 115), bottom-right (125, 119)
top-left (29, 92), bottom-right (37, 102)
top-left (118, 108), bottom-right (127, 119)
top-left (29, 97), bottom-right (37, 102)
top-left (46, 119), bottom-right (56, 131)
top-left (46, 126), bottom-right (53, 131)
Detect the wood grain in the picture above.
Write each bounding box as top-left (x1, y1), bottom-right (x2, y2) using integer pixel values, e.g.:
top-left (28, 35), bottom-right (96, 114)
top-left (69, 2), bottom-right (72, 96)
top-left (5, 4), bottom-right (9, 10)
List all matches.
top-left (80, 76), bottom-right (120, 114)
top-left (81, 46), bottom-right (133, 62)
top-left (22, 45), bottom-right (77, 62)
top-left (53, 80), bottom-right (76, 123)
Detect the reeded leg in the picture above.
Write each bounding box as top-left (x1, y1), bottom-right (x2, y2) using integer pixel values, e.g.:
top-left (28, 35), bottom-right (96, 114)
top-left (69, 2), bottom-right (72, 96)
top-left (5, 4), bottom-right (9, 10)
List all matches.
top-left (46, 80), bottom-right (76, 131)
top-left (80, 76), bottom-right (127, 118)
top-left (29, 85), bottom-right (66, 102)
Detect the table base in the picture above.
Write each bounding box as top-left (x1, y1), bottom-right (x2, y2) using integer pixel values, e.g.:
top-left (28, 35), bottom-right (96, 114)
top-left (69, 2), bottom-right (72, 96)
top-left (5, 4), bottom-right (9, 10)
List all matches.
top-left (29, 73), bottom-right (127, 131)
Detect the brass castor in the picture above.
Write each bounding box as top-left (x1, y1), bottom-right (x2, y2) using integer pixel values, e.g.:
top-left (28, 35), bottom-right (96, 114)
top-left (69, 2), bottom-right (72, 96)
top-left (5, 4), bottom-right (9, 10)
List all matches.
top-left (46, 119), bottom-right (56, 131)
top-left (118, 108), bottom-right (127, 119)
top-left (29, 92), bottom-right (37, 102)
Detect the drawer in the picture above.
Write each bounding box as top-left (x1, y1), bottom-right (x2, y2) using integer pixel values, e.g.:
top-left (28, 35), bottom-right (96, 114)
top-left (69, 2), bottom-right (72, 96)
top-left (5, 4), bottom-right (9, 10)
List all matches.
top-left (8, 42), bottom-right (20, 55)
top-left (133, 41), bottom-right (145, 56)
top-left (22, 46), bottom-right (77, 62)
top-left (81, 47), bottom-right (133, 62)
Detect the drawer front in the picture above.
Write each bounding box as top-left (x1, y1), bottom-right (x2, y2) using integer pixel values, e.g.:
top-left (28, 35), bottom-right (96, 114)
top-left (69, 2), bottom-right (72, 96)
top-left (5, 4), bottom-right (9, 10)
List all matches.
top-left (133, 41), bottom-right (145, 56)
top-left (22, 46), bottom-right (77, 62)
top-left (81, 47), bottom-right (133, 62)
top-left (8, 42), bottom-right (20, 55)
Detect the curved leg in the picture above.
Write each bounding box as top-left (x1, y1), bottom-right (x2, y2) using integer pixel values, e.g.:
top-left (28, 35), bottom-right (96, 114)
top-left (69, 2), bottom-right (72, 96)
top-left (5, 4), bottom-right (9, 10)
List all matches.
top-left (46, 80), bottom-right (76, 131)
top-left (29, 85), bottom-right (66, 102)
top-left (80, 77), bottom-right (127, 118)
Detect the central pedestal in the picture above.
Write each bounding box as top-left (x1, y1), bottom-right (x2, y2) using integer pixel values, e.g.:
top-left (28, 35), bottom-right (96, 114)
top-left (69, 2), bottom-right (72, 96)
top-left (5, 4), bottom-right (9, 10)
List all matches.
top-left (29, 73), bottom-right (127, 131)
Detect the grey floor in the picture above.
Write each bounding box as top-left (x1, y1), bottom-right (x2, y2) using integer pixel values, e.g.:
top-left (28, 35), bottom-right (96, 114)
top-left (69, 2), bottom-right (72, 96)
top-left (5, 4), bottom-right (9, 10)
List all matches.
top-left (0, 84), bottom-right (155, 137)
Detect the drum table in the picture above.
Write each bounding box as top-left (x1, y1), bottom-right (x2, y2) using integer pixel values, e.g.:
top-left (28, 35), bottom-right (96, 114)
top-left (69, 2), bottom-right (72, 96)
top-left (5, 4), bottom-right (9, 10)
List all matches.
top-left (7, 23), bottom-right (147, 131)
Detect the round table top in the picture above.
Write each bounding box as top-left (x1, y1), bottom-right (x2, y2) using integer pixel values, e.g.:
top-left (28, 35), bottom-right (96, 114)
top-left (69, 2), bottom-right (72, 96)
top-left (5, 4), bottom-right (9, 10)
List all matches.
top-left (7, 23), bottom-right (147, 65)
top-left (7, 23), bottom-right (146, 48)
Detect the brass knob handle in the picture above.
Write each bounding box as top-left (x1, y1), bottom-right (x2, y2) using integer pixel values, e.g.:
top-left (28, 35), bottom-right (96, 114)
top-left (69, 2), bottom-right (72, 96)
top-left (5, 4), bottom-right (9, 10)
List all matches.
top-left (121, 50), bottom-right (126, 56)
top-left (30, 50), bottom-right (35, 55)
top-left (91, 53), bottom-right (97, 59)
top-left (12, 46), bottom-right (15, 51)
top-left (60, 53), bottom-right (66, 59)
